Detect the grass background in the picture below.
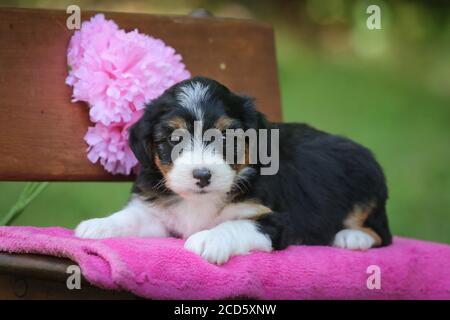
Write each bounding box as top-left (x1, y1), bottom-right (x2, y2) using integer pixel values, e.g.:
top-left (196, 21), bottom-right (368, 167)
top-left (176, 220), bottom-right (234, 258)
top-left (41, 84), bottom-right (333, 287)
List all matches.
top-left (0, 0), bottom-right (449, 243)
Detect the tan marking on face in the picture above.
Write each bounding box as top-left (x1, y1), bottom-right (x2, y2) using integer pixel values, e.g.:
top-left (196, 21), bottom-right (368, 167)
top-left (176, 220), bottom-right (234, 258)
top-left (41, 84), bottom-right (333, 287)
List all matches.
top-left (232, 142), bottom-right (251, 173)
top-left (168, 117), bottom-right (187, 129)
top-left (344, 202), bottom-right (382, 246)
top-left (154, 154), bottom-right (172, 177)
top-left (215, 116), bottom-right (233, 131)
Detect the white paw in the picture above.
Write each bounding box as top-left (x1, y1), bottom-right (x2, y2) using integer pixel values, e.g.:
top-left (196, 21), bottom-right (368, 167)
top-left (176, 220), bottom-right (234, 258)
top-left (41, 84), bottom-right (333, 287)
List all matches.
top-left (333, 229), bottom-right (375, 250)
top-left (75, 217), bottom-right (132, 239)
top-left (184, 229), bottom-right (235, 265)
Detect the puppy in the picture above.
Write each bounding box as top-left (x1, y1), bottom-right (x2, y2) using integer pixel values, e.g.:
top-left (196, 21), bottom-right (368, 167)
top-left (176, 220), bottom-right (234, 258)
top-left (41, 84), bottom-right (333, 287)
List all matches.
top-left (75, 76), bottom-right (392, 264)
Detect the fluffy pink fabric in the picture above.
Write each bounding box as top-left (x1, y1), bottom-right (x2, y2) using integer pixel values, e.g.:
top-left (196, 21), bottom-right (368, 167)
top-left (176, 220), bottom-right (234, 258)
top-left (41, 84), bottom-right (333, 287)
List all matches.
top-left (66, 14), bottom-right (190, 175)
top-left (0, 226), bottom-right (448, 299)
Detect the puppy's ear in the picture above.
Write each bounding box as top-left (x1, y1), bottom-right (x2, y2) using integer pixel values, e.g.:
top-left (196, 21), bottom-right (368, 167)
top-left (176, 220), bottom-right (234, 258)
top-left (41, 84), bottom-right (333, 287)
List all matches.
top-left (228, 93), bottom-right (268, 130)
top-left (129, 115), bottom-right (152, 168)
top-left (129, 100), bottom-right (170, 168)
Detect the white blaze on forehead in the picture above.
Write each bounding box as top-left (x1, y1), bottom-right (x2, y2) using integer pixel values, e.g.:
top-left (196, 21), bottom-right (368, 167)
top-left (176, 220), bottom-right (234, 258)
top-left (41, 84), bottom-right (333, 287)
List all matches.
top-left (177, 82), bottom-right (209, 120)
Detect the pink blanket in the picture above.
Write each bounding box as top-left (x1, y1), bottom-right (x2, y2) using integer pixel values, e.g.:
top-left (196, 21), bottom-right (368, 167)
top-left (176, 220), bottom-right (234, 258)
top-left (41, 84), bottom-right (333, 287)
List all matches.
top-left (0, 226), bottom-right (448, 299)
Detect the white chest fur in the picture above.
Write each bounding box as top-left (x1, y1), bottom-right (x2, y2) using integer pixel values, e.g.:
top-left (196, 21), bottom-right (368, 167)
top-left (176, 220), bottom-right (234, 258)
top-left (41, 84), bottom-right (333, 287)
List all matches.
top-left (149, 194), bottom-right (226, 239)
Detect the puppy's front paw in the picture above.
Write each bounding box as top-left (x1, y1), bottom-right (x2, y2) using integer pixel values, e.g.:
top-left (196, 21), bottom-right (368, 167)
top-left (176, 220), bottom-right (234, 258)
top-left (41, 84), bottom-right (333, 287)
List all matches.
top-left (184, 229), bottom-right (234, 265)
top-left (75, 217), bottom-right (130, 239)
top-left (333, 229), bottom-right (375, 250)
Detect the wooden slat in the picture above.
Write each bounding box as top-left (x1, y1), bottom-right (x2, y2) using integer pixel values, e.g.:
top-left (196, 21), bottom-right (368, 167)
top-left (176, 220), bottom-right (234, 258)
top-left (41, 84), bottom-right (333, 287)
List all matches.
top-left (0, 8), bottom-right (281, 181)
top-left (0, 274), bottom-right (138, 299)
top-left (0, 253), bottom-right (73, 282)
top-left (0, 253), bottom-right (137, 299)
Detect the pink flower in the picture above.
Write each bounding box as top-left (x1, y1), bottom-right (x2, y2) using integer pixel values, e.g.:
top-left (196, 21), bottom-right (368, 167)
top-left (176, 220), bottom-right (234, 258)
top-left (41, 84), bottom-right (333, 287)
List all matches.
top-left (84, 110), bottom-right (143, 175)
top-left (66, 14), bottom-right (190, 175)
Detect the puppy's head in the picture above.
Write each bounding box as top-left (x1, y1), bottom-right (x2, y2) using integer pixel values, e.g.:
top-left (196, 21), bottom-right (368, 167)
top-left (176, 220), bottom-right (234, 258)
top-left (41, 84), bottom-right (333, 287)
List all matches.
top-left (129, 77), bottom-right (265, 199)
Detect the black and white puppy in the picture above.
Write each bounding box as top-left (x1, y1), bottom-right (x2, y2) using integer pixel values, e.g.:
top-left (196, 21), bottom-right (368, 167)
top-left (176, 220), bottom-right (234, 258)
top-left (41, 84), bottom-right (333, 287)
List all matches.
top-left (75, 76), bottom-right (392, 264)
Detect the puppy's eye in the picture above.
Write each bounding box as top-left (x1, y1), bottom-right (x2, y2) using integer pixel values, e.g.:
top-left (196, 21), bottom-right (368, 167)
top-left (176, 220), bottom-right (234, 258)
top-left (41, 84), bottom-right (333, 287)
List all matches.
top-left (168, 135), bottom-right (183, 146)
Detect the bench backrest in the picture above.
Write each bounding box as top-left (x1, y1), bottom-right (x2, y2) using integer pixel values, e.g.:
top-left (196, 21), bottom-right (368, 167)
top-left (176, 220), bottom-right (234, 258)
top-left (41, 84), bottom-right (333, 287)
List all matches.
top-left (0, 8), bottom-right (281, 181)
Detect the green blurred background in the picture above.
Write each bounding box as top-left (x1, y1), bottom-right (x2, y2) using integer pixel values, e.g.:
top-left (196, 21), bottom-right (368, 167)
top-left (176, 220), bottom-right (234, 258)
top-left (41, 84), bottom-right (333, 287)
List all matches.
top-left (1, 0), bottom-right (449, 243)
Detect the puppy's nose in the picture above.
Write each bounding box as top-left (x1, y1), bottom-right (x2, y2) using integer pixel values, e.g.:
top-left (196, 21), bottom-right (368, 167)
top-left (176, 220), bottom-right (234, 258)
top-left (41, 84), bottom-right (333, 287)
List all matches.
top-left (193, 168), bottom-right (211, 188)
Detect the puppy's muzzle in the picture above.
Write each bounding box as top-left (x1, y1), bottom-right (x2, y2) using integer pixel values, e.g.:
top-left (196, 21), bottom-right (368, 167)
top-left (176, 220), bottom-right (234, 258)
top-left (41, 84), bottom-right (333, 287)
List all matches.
top-left (193, 168), bottom-right (212, 188)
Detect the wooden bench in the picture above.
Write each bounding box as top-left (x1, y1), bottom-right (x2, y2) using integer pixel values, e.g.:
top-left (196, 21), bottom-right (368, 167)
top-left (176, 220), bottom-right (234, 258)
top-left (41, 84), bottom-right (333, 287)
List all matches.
top-left (0, 7), bottom-right (281, 299)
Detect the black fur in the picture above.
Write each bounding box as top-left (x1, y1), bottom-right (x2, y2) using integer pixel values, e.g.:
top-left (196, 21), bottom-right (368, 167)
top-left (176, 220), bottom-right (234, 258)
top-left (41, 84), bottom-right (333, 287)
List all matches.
top-left (253, 122), bottom-right (392, 249)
